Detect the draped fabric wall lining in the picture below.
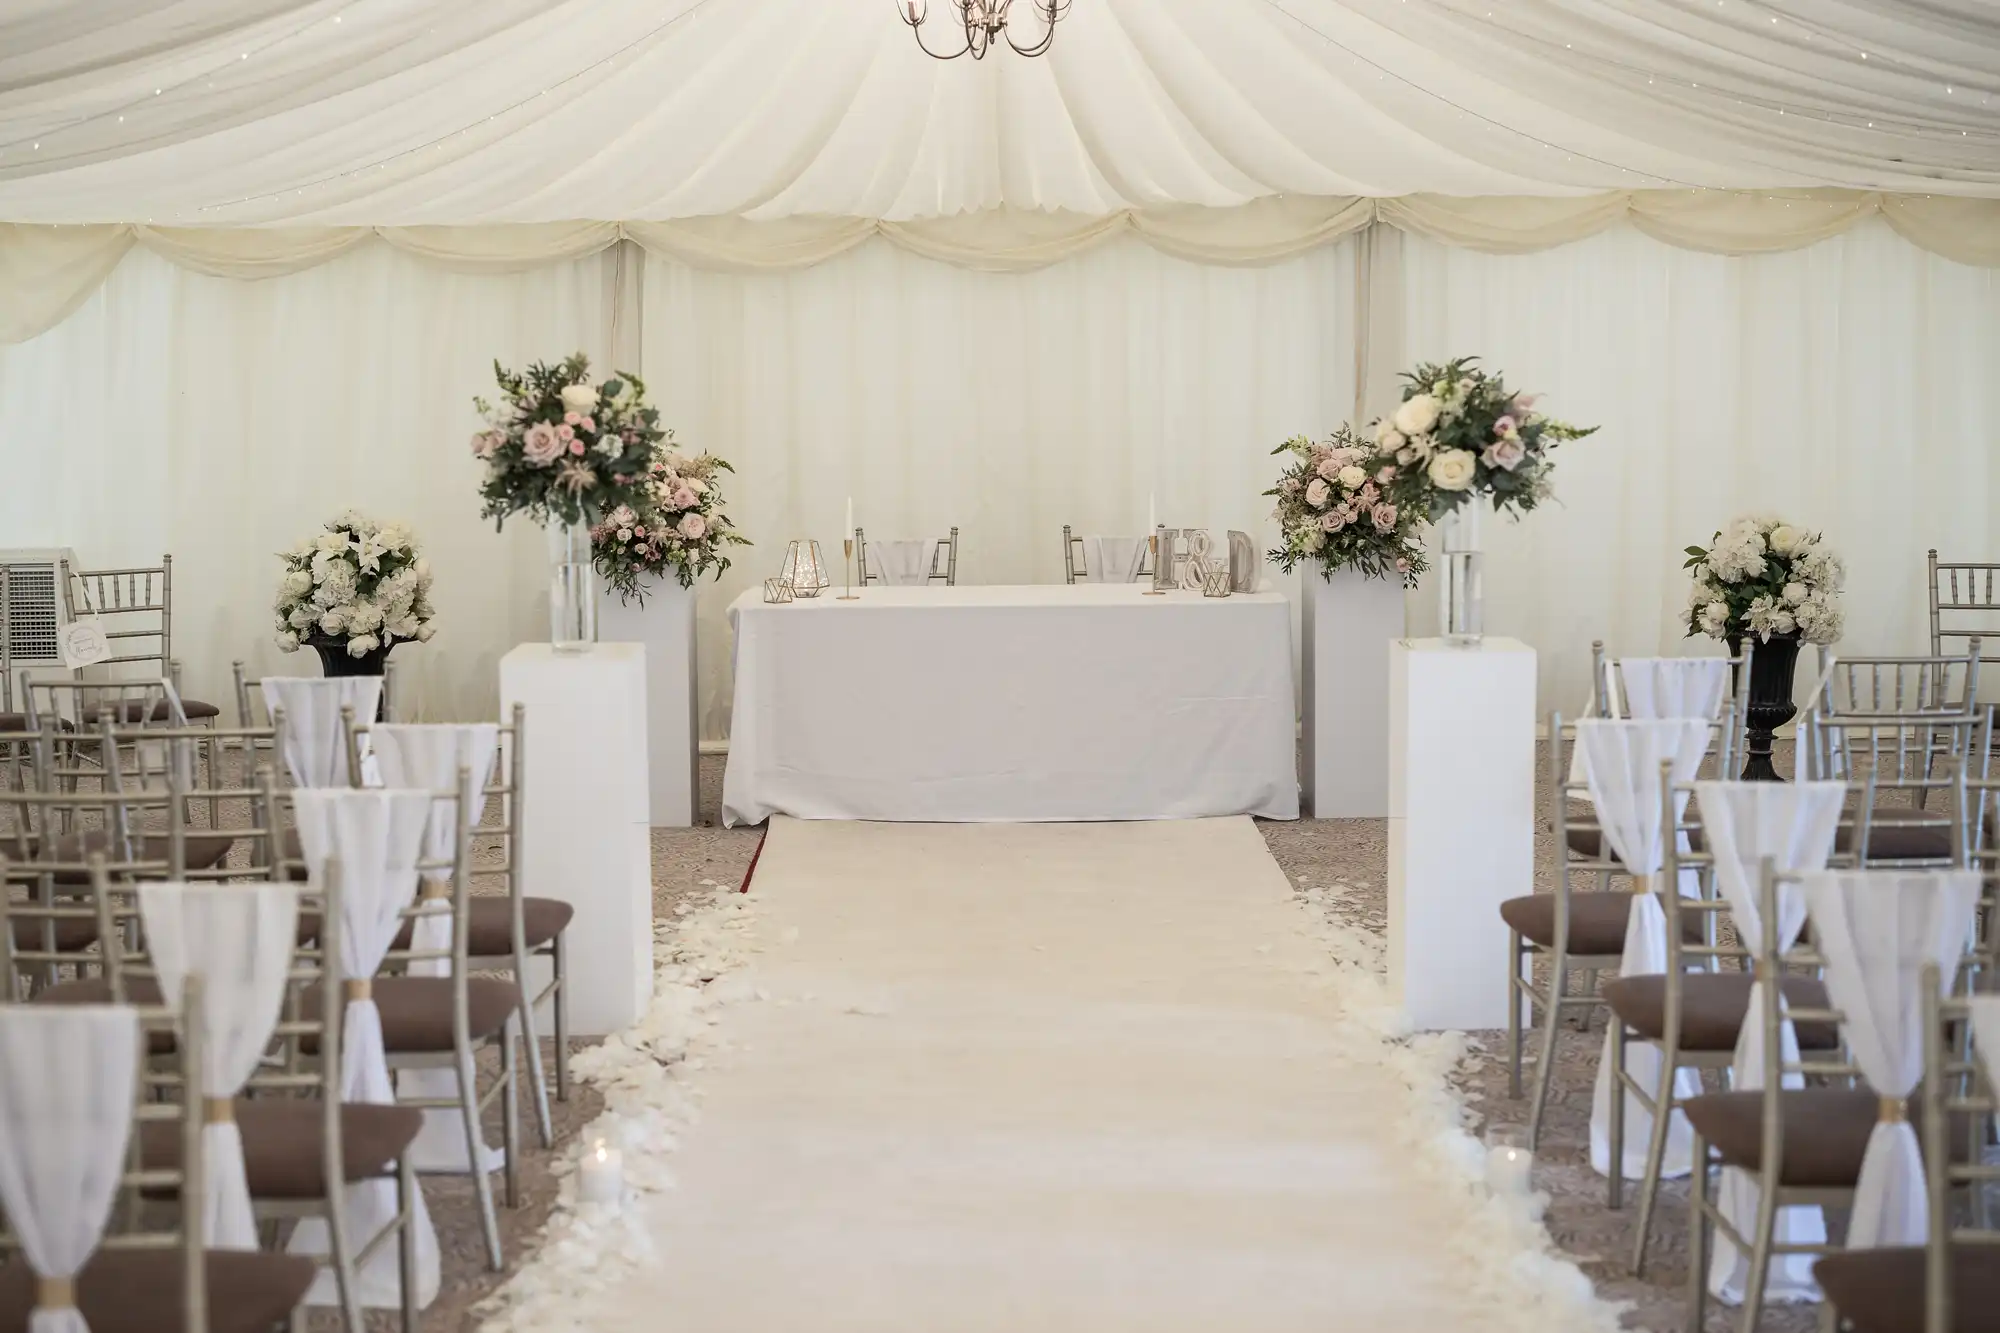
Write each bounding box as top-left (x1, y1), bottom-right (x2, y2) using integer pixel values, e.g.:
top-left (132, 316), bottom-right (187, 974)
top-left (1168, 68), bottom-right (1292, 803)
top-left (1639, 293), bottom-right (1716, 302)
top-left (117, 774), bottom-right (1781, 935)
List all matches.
top-left (8, 189), bottom-right (2000, 344)
top-left (6, 216), bottom-right (1995, 734)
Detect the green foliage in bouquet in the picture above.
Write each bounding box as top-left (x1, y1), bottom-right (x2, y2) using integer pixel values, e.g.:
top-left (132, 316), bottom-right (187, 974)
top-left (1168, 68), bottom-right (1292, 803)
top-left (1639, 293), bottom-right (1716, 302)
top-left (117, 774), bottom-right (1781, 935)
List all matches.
top-left (472, 353), bottom-right (661, 528)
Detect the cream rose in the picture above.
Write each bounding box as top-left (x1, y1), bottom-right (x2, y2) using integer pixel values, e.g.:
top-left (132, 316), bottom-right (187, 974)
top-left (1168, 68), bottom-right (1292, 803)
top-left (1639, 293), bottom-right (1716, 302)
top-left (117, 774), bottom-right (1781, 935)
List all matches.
top-left (1426, 449), bottom-right (1477, 492)
top-left (559, 383), bottom-right (599, 415)
top-left (1768, 524), bottom-right (1802, 554)
top-left (1337, 465), bottom-right (1368, 490)
top-left (1782, 581), bottom-right (1808, 604)
top-left (1393, 394), bottom-right (1442, 436)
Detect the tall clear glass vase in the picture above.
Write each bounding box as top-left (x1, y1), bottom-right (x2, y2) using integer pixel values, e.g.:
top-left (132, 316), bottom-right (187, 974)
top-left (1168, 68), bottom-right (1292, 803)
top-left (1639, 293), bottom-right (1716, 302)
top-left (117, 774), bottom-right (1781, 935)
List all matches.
top-left (1437, 499), bottom-right (1485, 647)
top-left (548, 519), bottom-right (597, 653)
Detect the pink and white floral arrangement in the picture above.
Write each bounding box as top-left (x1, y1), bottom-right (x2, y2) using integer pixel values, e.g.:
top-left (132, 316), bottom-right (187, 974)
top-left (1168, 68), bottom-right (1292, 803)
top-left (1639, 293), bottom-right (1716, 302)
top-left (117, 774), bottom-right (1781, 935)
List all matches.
top-left (1266, 425), bottom-right (1429, 586)
top-left (592, 442), bottom-right (750, 603)
top-left (1371, 357), bottom-right (1596, 522)
top-left (472, 353), bottom-right (660, 529)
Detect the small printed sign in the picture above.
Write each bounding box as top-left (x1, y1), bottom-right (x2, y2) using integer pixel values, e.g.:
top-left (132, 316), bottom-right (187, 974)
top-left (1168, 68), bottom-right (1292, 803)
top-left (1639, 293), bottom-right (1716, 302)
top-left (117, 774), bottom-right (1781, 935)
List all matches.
top-left (57, 618), bottom-right (112, 669)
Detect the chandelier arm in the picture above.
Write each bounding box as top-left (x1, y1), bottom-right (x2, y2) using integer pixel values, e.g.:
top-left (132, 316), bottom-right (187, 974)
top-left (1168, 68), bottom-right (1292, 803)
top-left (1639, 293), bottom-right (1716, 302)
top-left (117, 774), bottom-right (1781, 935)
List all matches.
top-left (904, 14), bottom-right (975, 59)
top-left (1003, 0), bottom-right (1064, 57)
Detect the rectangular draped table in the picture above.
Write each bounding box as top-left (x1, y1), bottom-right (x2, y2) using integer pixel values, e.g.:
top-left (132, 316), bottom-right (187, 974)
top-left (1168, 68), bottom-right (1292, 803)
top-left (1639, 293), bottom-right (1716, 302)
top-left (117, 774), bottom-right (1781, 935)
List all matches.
top-left (721, 584), bottom-right (1298, 824)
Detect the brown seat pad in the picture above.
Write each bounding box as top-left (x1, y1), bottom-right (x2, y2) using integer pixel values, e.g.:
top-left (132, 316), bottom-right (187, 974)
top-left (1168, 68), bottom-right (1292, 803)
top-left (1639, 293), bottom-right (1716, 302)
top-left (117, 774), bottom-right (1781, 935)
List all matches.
top-left (32, 974), bottom-right (174, 1053)
top-left (1840, 811), bottom-right (1954, 863)
top-left (385, 895), bottom-right (574, 954)
top-left (1603, 972), bottom-right (1840, 1051)
top-left (1499, 892), bottom-right (1702, 956)
top-left (1815, 1243), bottom-right (2000, 1333)
top-left (78, 697), bottom-right (223, 724)
top-left (0, 1248), bottom-right (315, 1333)
top-left (1683, 1088), bottom-right (1973, 1188)
top-left (7, 915), bottom-right (98, 952)
top-left (138, 1099), bottom-right (422, 1200)
top-left (302, 975), bottom-right (517, 1054)
top-left (3, 830), bottom-right (235, 881)
top-left (1566, 825), bottom-right (1705, 860)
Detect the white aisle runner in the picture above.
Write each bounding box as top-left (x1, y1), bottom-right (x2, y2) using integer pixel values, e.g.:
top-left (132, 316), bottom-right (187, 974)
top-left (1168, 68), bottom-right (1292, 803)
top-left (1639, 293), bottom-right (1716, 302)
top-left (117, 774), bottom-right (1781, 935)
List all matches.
top-left (537, 817), bottom-right (1615, 1333)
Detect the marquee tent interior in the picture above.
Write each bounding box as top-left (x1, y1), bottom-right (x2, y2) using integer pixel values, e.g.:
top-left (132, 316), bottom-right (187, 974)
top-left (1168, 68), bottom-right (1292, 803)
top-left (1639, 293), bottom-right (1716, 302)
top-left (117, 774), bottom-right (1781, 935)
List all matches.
top-left (4, 0), bottom-right (1999, 730)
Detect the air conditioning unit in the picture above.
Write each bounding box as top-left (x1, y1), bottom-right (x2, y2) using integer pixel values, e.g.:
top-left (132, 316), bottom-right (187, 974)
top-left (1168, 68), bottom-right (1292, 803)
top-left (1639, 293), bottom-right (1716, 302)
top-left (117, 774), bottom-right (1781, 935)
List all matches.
top-left (1, 547), bottom-right (80, 710)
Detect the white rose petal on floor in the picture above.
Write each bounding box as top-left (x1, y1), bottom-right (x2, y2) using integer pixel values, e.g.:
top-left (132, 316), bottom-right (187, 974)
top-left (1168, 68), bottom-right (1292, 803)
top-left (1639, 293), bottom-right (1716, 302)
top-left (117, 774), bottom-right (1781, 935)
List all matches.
top-left (484, 818), bottom-right (1619, 1333)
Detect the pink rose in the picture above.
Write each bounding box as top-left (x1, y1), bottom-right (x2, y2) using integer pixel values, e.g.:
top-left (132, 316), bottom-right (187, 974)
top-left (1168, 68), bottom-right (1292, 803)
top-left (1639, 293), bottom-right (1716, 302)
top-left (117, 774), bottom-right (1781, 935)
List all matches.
top-left (1482, 437), bottom-right (1527, 471)
top-left (579, 415), bottom-right (595, 433)
top-left (1372, 503), bottom-right (1398, 532)
top-left (556, 423), bottom-right (575, 442)
top-left (521, 421), bottom-right (563, 465)
top-left (672, 486), bottom-right (698, 510)
top-left (677, 513), bottom-right (707, 540)
top-left (634, 525), bottom-right (646, 537)
top-left (564, 411), bottom-right (584, 426)
top-left (569, 439), bottom-right (586, 455)
top-left (1510, 392), bottom-right (1539, 413)
top-left (1394, 557), bottom-right (1411, 573)
top-left (1316, 457), bottom-right (1341, 482)
top-left (1304, 478), bottom-right (1331, 507)
top-left (1320, 511), bottom-right (1344, 532)
top-left (1375, 465), bottom-right (1396, 484)
top-left (470, 429), bottom-right (501, 458)
top-left (1492, 415), bottom-right (1518, 438)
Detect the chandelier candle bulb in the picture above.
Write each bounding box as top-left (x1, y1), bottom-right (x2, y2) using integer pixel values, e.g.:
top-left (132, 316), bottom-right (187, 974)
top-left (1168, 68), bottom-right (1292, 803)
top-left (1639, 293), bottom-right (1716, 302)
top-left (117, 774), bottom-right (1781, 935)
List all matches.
top-left (579, 1137), bottom-right (623, 1206)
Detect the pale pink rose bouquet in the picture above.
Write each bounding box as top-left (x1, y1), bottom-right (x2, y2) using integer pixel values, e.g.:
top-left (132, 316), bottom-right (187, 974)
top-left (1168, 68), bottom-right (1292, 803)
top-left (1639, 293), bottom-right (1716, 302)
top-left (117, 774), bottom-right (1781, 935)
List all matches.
top-left (1265, 425), bottom-right (1428, 586)
top-left (472, 353), bottom-right (659, 528)
top-left (590, 440), bottom-right (749, 603)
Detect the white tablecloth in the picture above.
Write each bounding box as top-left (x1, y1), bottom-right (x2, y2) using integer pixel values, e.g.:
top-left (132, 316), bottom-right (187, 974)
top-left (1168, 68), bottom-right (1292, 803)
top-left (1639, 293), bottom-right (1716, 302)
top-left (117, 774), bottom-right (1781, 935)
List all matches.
top-left (722, 584), bottom-right (1299, 824)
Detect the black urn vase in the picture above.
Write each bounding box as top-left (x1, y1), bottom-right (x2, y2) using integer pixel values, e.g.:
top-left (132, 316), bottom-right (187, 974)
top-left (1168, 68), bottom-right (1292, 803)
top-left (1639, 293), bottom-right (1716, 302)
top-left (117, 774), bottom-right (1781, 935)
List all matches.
top-left (1728, 630), bottom-right (1801, 782)
top-left (308, 637), bottom-right (393, 719)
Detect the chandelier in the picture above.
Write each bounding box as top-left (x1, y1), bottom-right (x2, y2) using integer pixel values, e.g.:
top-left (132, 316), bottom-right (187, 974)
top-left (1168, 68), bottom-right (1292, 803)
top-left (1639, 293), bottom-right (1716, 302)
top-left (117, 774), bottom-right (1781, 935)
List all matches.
top-left (898, 0), bottom-right (1071, 60)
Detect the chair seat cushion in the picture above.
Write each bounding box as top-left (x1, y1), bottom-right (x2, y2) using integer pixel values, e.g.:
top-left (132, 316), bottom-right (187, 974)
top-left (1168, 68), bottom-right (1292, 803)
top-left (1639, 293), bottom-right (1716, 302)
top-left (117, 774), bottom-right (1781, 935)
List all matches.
top-left (1685, 1088), bottom-right (1947, 1187)
top-left (0, 713), bottom-right (25, 733)
top-left (303, 975), bottom-right (518, 1054)
top-left (138, 1099), bottom-right (423, 1200)
top-left (1840, 810), bottom-right (1954, 862)
top-left (77, 697), bottom-right (222, 724)
top-left (9, 830), bottom-right (235, 882)
top-left (33, 975), bottom-right (175, 1054)
top-left (1499, 892), bottom-right (1702, 956)
top-left (1815, 1242), bottom-right (2000, 1333)
top-left (385, 895), bottom-right (574, 954)
top-left (8, 914), bottom-right (98, 953)
top-left (1566, 825), bottom-right (1706, 860)
top-left (1602, 971), bottom-right (1841, 1052)
top-left (0, 1248), bottom-right (315, 1333)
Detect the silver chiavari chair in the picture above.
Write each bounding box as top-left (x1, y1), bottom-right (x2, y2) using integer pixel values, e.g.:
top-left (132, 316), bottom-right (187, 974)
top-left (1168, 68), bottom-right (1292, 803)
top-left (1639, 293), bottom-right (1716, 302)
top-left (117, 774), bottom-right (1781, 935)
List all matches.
top-left (1816, 958), bottom-right (2000, 1332)
top-left (855, 526), bottom-right (959, 585)
top-left (1061, 526), bottom-right (1151, 585)
top-left (1588, 639), bottom-right (1756, 766)
top-left (58, 555), bottom-right (222, 724)
top-left (1928, 550), bottom-right (2000, 679)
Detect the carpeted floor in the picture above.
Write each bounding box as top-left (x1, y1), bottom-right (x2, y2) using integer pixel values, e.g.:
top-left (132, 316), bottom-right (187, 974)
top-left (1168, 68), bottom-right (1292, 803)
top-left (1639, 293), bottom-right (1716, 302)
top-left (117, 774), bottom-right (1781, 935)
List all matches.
top-left (419, 746), bottom-right (1814, 1333)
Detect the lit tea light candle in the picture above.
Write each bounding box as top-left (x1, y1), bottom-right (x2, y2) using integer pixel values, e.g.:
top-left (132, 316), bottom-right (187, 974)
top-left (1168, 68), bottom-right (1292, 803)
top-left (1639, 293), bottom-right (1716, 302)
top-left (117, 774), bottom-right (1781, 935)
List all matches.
top-left (1484, 1125), bottom-right (1533, 1196)
top-left (579, 1136), bottom-right (623, 1206)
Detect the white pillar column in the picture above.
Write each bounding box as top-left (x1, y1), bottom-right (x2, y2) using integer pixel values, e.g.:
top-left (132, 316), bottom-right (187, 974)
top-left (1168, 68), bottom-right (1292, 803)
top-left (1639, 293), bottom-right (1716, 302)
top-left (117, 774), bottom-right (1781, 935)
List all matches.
top-left (1388, 636), bottom-right (1536, 1031)
top-left (500, 643), bottom-right (653, 1035)
top-left (1300, 569), bottom-right (1408, 818)
top-left (597, 581), bottom-right (698, 827)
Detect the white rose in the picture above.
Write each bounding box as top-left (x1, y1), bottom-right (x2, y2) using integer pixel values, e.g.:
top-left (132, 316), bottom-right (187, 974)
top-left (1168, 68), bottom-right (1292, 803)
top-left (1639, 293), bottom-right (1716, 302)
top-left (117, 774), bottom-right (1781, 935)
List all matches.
top-left (415, 623), bottom-right (436, 642)
top-left (1768, 524), bottom-right (1802, 554)
top-left (1337, 465), bottom-right (1368, 490)
top-left (319, 609), bottom-right (347, 635)
top-left (275, 630), bottom-right (301, 652)
top-left (1426, 449), bottom-right (1477, 492)
top-left (1393, 394), bottom-right (1442, 436)
top-left (1782, 581), bottom-right (1808, 604)
top-left (559, 383), bottom-right (599, 414)
top-left (284, 570), bottom-right (313, 595)
top-left (346, 634), bottom-right (380, 657)
top-left (1378, 428), bottom-right (1405, 453)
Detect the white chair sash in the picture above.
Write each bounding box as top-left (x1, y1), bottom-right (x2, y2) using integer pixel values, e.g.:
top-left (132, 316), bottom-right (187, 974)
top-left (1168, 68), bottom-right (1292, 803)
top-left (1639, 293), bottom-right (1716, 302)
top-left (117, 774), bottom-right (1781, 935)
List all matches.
top-left (0, 1006), bottom-right (141, 1333)
top-left (1803, 869), bottom-right (1981, 1249)
top-left (138, 883), bottom-right (300, 1253)
top-left (1081, 535), bottom-right (1146, 584)
top-left (1568, 657), bottom-right (1730, 784)
top-left (367, 723), bottom-right (503, 1174)
top-left (868, 538), bottom-right (941, 586)
top-left (1578, 717), bottom-right (1712, 1181)
top-left (287, 788), bottom-right (440, 1310)
top-left (1693, 781), bottom-right (1845, 1304)
top-left (261, 677), bottom-right (383, 788)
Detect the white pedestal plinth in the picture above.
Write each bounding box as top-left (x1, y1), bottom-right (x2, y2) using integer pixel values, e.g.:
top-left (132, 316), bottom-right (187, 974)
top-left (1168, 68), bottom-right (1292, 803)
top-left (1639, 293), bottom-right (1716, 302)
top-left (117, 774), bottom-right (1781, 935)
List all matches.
top-left (1301, 570), bottom-right (1407, 818)
top-left (499, 643), bottom-right (652, 1036)
top-left (1388, 637), bottom-right (1536, 1031)
top-left (597, 581), bottom-right (698, 827)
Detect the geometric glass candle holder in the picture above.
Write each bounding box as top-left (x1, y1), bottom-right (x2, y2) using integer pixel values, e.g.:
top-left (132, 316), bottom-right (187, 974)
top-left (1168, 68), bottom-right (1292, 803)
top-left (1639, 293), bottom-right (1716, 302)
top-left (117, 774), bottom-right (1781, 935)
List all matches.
top-left (779, 540), bottom-right (831, 599)
top-left (762, 577), bottom-right (796, 604)
top-left (1201, 567), bottom-right (1233, 598)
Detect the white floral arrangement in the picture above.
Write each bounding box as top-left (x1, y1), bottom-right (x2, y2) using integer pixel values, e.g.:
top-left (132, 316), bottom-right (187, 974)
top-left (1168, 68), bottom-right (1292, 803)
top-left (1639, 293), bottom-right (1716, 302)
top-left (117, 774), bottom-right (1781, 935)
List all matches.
top-left (1684, 515), bottom-right (1844, 645)
top-left (273, 511), bottom-right (437, 657)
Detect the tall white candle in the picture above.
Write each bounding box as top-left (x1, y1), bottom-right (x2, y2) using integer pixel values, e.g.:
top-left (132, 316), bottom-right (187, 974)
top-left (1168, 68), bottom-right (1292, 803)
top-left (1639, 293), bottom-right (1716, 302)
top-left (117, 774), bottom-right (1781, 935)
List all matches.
top-left (845, 495), bottom-right (854, 541)
top-left (1148, 492), bottom-right (1156, 534)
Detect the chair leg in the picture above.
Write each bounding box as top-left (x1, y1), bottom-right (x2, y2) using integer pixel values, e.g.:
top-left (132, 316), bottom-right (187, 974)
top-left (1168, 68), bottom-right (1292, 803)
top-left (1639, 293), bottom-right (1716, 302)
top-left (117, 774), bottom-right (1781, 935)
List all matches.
top-left (1687, 1132), bottom-right (1711, 1333)
top-left (397, 1154), bottom-right (418, 1333)
top-left (1526, 961), bottom-right (1568, 1151)
top-left (1737, 1169), bottom-right (1782, 1333)
top-left (1631, 1044), bottom-right (1683, 1276)
top-left (1608, 1018), bottom-right (1628, 1210)
top-left (1506, 931), bottom-right (1524, 1099)
top-left (323, 1165), bottom-right (364, 1333)
top-left (515, 982), bottom-right (554, 1148)
top-left (502, 1022), bottom-right (522, 1210)
top-left (1574, 968), bottom-right (1600, 1029)
top-left (456, 1047), bottom-right (504, 1270)
top-left (553, 932), bottom-right (570, 1102)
